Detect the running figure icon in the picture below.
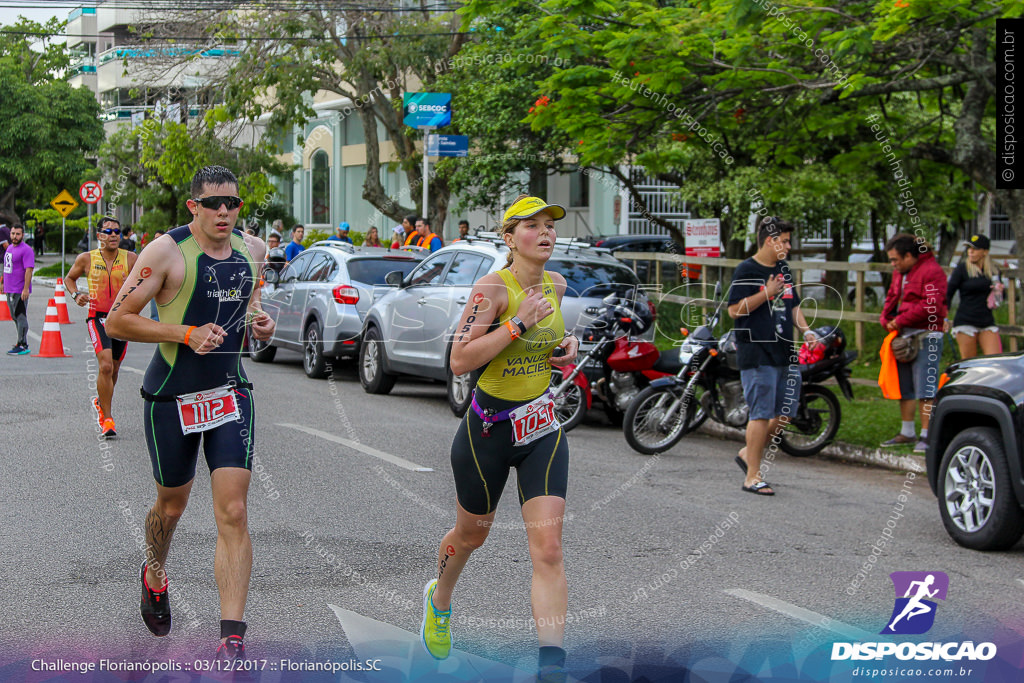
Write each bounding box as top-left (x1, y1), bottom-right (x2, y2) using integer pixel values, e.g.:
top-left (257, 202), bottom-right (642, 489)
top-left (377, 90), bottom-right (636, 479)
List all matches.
top-left (887, 574), bottom-right (938, 631)
top-left (881, 571), bottom-right (949, 635)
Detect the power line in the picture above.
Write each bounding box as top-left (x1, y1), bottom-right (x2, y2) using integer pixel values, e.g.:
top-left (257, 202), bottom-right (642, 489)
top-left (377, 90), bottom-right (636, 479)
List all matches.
top-left (0, 1), bottom-right (461, 11)
top-left (0, 28), bottom-right (472, 40)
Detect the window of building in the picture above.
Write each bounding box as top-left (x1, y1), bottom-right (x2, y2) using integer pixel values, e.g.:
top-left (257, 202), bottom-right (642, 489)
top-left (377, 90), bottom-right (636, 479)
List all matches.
top-left (570, 169), bottom-right (590, 208)
top-left (344, 114), bottom-right (364, 146)
top-left (311, 150), bottom-right (330, 224)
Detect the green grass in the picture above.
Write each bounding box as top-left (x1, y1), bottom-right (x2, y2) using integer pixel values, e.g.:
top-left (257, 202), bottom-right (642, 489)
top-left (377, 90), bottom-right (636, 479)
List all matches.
top-left (835, 384), bottom-right (915, 451)
top-left (33, 262), bottom-right (73, 278)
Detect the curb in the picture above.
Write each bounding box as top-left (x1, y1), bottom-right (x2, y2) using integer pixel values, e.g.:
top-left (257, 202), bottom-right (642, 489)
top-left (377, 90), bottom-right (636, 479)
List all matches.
top-left (697, 421), bottom-right (926, 475)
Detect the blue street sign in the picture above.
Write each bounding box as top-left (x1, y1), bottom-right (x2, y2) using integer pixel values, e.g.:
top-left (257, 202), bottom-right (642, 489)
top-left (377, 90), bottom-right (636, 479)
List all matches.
top-left (427, 135), bottom-right (469, 157)
top-left (403, 92), bottom-right (452, 129)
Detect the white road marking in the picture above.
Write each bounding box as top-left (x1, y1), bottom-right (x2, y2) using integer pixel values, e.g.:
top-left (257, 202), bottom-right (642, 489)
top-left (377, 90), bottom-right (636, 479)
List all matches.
top-left (277, 423), bottom-right (434, 472)
top-left (328, 604), bottom-right (545, 681)
top-left (120, 365), bottom-right (146, 376)
top-left (723, 588), bottom-right (873, 641)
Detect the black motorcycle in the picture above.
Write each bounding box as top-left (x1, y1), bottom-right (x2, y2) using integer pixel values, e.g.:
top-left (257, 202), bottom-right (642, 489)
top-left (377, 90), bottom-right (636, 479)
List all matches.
top-left (623, 290), bottom-right (857, 457)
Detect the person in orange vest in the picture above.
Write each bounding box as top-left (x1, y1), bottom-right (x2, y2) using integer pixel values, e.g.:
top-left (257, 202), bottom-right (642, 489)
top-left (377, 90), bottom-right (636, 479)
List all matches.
top-left (402, 215), bottom-right (419, 247)
top-left (453, 219), bottom-right (470, 242)
top-left (415, 217), bottom-right (443, 252)
top-left (64, 216), bottom-right (138, 437)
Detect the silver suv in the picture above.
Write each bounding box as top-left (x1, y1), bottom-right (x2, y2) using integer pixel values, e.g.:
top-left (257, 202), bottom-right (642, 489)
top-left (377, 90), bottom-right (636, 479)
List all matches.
top-left (358, 235), bottom-right (649, 414)
top-left (251, 242), bottom-right (422, 378)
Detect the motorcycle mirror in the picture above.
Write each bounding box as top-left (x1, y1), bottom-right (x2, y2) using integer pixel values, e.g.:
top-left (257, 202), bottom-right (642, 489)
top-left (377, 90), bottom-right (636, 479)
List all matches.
top-left (714, 281), bottom-right (722, 299)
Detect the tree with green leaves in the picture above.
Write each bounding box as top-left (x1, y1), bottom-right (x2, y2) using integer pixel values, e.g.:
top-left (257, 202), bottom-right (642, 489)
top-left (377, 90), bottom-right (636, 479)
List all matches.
top-left (0, 17), bottom-right (104, 223)
top-left (457, 0), bottom-right (1012, 253)
top-left (145, 3), bottom-right (471, 228)
top-left (432, 8), bottom-right (575, 217)
top-left (98, 114), bottom-right (292, 235)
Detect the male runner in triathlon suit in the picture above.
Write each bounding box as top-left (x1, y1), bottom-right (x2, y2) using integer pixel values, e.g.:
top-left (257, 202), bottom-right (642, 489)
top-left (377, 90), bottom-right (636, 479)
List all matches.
top-left (106, 165), bottom-right (275, 664)
top-left (420, 195), bottom-right (579, 682)
top-left (65, 217), bottom-right (137, 437)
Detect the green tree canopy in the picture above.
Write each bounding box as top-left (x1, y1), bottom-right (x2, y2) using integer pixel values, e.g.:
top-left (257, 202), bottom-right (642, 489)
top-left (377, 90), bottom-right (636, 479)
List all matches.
top-left (0, 17), bottom-right (104, 223)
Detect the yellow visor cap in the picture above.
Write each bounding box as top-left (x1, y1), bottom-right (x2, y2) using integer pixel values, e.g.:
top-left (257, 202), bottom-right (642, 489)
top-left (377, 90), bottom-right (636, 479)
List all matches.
top-left (502, 196), bottom-right (566, 222)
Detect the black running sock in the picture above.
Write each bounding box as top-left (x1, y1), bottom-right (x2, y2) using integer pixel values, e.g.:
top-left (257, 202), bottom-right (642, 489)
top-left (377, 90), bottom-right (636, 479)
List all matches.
top-left (538, 646), bottom-right (566, 669)
top-left (221, 620), bottom-right (247, 640)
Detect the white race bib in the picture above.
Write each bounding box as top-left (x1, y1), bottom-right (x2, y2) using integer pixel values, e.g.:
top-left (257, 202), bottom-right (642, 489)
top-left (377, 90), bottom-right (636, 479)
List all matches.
top-left (176, 385), bottom-right (241, 435)
top-left (510, 393), bottom-right (560, 446)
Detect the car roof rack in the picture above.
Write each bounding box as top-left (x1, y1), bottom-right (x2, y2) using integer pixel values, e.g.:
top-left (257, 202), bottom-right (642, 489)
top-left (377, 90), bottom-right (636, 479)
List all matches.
top-left (461, 233), bottom-right (507, 248)
top-left (311, 240), bottom-right (357, 253)
top-left (552, 237), bottom-right (613, 256)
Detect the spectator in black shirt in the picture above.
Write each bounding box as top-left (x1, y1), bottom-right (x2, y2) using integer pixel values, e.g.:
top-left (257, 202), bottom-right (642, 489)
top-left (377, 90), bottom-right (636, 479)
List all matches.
top-left (726, 217), bottom-right (818, 496)
top-left (945, 234), bottom-right (1003, 359)
top-left (119, 226), bottom-right (136, 252)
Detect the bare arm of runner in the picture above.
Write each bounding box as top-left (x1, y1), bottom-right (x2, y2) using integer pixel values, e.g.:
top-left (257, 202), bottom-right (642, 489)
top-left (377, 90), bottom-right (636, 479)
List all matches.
top-left (241, 233), bottom-right (275, 341)
top-left (449, 274), bottom-right (510, 376)
top-left (64, 252), bottom-right (91, 307)
top-left (105, 237), bottom-right (225, 354)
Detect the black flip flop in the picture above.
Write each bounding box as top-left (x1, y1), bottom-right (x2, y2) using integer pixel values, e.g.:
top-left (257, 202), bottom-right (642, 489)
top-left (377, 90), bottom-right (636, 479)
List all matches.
top-left (742, 481), bottom-right (775, 496)
top-left (734, 456), bottom-right (748, 474)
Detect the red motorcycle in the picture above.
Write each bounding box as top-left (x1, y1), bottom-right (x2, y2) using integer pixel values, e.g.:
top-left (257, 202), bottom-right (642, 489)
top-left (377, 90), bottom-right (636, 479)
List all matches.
top-left (549, 294), bottom-right (687, 432)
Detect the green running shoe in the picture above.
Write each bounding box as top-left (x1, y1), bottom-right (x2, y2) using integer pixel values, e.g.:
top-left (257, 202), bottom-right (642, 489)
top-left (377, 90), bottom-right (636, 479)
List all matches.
top-left (420, 579), bottom-right (451, 660)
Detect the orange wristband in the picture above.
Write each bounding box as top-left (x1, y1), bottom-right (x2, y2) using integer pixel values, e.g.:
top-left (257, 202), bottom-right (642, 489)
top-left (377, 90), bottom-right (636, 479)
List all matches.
top-left (504, 319), bottom-right (520, 340)
top-left (183, 325), bottom-right (197, 346)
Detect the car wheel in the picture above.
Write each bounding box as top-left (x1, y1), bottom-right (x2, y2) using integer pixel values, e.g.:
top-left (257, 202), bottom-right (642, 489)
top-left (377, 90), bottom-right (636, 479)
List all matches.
top-left (447, 365), bottom-right (479, 417)
top-left (938, 426), bottom-right (1024, 551)
top-left (359, 326), bottom-right (397, 394)
top-left (446, 343), bottom-right (479, 417)
top-left (248, 335), bottom-right (277, 363)
top-left (303, 320), bottom-right (329, 379)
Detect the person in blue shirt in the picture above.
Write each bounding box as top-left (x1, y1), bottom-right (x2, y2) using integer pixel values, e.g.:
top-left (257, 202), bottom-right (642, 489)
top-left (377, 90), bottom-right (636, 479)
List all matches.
top-left (415, 217), bottom-right (443, 252)
top-left (328, 221), bottom-right (353, 244)
top-left (284, 224), bottom-right (305, 261)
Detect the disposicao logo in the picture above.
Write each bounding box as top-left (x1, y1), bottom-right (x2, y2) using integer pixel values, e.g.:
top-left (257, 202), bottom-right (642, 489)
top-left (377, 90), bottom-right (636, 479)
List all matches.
top-left (882, 570), bottom-right (947, 635)
top-left (831, 571), bottom-right (997, 663)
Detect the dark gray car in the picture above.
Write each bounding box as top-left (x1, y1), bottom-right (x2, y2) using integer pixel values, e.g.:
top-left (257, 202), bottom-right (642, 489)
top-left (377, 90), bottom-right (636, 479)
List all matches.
top-left (358, 235), bottom-right (649, 415)
top-left (250, 241), bottom-right (422, 378)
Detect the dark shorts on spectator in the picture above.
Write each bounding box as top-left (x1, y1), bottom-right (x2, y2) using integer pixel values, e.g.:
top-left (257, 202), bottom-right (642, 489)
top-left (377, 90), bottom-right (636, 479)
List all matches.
top-left (741, 364), bottom-right (801, 421)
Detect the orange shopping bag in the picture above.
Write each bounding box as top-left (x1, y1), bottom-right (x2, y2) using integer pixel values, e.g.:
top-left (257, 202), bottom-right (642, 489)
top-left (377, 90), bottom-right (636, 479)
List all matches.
top-left (878, 330), bottom-right (901, 400)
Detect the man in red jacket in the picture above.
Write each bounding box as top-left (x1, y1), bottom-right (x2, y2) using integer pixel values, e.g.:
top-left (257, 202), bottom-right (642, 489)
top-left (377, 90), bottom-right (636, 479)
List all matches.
top-left (879, 233), bottom-right (948, 453)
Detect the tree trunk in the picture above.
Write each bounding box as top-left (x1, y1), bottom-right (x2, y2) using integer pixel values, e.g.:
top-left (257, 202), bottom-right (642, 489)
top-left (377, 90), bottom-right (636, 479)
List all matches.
top-left (0, 182), bottom-right (21, 224)
top-left (827, 219), bottom-right (854, 303)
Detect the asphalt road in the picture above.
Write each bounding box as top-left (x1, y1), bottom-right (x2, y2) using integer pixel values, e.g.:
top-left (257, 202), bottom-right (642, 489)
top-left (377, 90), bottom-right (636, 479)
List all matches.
top-left (1, 283), bottom-right (1022, 681)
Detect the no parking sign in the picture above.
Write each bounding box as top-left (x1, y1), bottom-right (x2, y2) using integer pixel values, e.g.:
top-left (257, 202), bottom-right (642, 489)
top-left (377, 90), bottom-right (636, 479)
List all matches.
top-left (79, 181), bottom-right (102, 204)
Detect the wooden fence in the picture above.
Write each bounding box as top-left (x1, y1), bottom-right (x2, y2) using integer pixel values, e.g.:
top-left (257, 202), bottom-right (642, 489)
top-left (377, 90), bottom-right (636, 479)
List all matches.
top-left (616, 251), bottom-right (1024, 354)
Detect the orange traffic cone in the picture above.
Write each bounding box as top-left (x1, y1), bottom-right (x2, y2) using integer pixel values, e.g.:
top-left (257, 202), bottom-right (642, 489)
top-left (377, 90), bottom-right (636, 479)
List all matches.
top-left (0, 298), bottom-right (11, 321)
top-left (32, 298), bottom-right (71, 358)
top-left (54, 278), bottom-right (74, 324)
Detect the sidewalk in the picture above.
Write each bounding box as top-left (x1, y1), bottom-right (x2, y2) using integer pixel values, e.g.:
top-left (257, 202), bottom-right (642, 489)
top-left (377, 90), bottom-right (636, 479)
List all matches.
top-left (698, 420), bottom-right (926, 474)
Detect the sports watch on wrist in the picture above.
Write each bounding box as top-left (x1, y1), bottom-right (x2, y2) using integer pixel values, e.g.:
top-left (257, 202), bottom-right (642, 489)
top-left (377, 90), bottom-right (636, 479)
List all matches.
top-left (510, 316), bottom-right (527, 335)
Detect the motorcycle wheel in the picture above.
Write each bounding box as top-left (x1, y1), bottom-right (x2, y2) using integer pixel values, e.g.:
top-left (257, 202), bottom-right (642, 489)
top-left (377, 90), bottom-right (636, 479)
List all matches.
top-left (779, 384), bottom-right (841, 457)
top-left (623, 385), bottom-right (691, 455)
top-left (550, 371), bottom-right (586, 432)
